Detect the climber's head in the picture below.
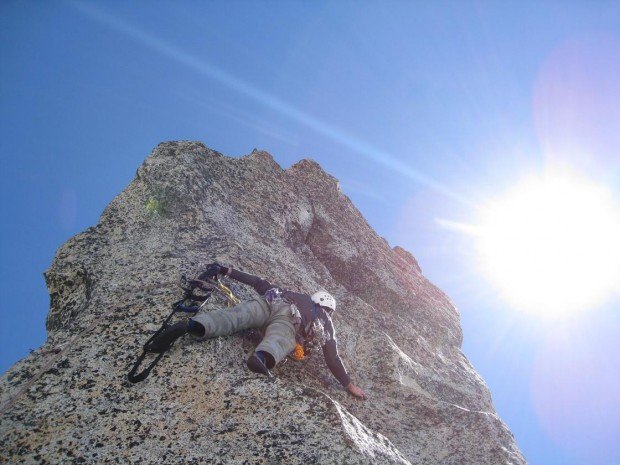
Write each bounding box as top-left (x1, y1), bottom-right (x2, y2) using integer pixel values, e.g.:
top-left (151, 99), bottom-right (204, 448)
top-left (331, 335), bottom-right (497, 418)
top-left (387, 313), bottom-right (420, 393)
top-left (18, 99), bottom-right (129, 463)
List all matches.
top-left (311, 290), bottom-right (336, 315)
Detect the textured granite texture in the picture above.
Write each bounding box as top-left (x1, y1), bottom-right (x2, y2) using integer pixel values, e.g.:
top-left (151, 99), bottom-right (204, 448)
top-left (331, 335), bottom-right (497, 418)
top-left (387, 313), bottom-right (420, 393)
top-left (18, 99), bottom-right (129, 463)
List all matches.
top-left (0, 141), bottom-right (526, 464)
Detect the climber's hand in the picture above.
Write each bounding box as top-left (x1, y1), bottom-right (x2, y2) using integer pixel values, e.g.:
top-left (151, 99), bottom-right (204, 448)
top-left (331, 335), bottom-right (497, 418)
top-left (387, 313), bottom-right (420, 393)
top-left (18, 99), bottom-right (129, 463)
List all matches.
top-left (346, 383), bottom-right (367, 400)
top-left (199, 263), bottom-right (222, 281)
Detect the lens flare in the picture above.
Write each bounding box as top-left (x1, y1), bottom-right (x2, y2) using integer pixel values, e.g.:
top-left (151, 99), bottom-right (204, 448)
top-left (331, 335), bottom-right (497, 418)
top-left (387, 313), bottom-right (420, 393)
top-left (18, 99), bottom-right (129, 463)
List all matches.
top-left (531, 322), bottom-right (620, 464)
top-left (533, 34), bottom-right (620, 177)
top-left (476, 169), bottom-right (620, 317)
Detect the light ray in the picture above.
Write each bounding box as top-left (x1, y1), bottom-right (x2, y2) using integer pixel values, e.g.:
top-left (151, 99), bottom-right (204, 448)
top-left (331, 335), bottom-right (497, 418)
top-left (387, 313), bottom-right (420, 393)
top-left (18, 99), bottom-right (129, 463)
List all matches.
top-left (435, 218), bottom-right (482, 236)
top-left (175, 89), bottom-right (300, 147)
top-left (69, 1), bottom-right (471, 206)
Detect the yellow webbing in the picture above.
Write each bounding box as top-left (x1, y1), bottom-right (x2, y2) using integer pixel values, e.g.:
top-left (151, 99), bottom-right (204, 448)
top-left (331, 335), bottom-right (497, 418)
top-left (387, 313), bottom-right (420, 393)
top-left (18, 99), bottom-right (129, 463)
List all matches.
top-left (214, 278), bottom-right (241, 307)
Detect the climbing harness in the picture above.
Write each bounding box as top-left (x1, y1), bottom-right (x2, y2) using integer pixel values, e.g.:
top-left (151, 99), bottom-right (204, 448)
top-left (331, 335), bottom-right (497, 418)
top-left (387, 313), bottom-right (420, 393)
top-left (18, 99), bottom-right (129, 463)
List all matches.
top-left (127, 275), bottom-right (239, 383)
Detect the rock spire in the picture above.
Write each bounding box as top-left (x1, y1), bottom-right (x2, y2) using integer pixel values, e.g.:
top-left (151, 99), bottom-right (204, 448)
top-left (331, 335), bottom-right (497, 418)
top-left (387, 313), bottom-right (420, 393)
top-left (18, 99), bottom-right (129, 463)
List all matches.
top-left (0, 141), bottom-right (525, 464)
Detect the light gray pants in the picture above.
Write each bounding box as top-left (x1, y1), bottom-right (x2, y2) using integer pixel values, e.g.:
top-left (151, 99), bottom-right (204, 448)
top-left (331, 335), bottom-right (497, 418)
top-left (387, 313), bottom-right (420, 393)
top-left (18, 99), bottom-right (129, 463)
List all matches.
top-left (190, 298), bottom-right (297, 367)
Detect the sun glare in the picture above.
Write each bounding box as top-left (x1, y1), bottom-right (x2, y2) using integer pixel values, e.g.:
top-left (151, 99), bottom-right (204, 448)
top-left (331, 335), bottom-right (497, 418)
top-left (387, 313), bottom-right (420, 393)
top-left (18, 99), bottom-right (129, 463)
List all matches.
top-left (476, 170), bottom-right (620, 317)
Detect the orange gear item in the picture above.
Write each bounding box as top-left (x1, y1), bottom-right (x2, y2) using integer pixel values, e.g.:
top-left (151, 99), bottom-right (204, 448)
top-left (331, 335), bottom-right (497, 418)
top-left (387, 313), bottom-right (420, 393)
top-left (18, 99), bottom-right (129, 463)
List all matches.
top-left (292, 343), bottom-right (305, 360)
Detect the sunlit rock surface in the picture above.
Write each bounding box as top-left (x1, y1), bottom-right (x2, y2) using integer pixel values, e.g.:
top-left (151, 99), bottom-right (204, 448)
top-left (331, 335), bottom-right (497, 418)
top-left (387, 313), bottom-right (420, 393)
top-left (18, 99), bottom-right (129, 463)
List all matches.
top-left (0, 141), bottom-right (526, 464)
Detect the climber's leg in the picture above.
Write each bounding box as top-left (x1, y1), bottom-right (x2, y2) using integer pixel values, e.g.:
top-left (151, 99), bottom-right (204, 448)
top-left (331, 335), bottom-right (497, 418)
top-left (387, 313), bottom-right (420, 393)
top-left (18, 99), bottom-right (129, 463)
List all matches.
top-left (189, 298), bottom-right (270, 340)
top-left (252, 300), bottom-right (297, 369)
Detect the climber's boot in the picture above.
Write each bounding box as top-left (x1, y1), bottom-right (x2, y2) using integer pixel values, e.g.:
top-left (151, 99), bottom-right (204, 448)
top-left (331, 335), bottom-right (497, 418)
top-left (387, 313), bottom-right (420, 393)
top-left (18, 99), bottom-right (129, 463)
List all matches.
top-left (247, 351), bottom-right (273, 378)
top-left (145, 321), bottom-right (188, 353)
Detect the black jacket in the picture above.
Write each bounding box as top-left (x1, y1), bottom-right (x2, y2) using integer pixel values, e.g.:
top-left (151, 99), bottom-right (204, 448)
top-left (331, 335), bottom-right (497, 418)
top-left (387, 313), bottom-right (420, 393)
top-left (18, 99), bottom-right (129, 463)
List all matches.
top-left (229, 268), bottom-right (351, 387)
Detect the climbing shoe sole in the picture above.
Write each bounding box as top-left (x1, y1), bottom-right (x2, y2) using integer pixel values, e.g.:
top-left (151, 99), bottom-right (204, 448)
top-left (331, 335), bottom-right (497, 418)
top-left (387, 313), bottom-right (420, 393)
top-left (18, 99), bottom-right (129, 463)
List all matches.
top-left (247, 354), bottom-right (273, 378)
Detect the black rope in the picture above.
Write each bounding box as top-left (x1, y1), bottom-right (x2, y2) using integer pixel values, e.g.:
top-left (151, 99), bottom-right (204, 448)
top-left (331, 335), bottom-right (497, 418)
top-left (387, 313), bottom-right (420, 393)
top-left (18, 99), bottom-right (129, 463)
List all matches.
top-left (127, 274), bottom-right (239, 384)
top-left (127, 295), bottom-right (204, 384)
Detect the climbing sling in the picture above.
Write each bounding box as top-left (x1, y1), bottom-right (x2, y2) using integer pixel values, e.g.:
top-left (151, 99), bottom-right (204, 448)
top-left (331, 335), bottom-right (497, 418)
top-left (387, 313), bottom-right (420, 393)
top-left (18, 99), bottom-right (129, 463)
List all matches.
top-left (127, 275), bottom-right (239, 383)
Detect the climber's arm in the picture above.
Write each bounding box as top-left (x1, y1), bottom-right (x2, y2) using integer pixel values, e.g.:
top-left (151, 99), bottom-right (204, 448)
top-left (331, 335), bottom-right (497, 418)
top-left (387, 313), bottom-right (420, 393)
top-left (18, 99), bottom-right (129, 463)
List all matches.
top-left (224, 266), bottom-right (274, 296)
top-left (322, 318), bottom-right (367, 400)
top-left (322, 339), bottom-right (351, 387)
top-left (200, 263), bottom-right (274, 295)
top-left (322, 340), bottom-right (366, 400)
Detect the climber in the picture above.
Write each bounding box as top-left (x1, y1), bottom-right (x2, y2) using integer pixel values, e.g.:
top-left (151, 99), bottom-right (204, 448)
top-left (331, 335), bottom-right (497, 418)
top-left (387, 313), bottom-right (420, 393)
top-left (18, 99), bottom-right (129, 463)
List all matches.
top-left (145, 263), bottom-right (367, 400)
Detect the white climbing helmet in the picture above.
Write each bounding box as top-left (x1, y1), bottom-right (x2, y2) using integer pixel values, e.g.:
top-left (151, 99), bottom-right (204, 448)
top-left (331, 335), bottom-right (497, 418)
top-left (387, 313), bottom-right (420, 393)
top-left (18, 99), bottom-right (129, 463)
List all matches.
top-left (311, 291), bottom-right (336, 313)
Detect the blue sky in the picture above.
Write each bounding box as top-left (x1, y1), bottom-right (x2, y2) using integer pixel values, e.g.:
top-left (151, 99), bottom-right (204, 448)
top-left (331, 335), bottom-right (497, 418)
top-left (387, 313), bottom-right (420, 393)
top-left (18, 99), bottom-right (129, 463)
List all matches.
top-left (1, 2), bottom-right (619, 464)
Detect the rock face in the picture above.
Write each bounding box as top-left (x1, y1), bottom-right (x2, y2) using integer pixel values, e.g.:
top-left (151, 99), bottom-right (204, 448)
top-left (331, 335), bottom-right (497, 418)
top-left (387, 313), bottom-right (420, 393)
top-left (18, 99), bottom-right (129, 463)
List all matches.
top-left (0, 142), bottom-right (526, 464)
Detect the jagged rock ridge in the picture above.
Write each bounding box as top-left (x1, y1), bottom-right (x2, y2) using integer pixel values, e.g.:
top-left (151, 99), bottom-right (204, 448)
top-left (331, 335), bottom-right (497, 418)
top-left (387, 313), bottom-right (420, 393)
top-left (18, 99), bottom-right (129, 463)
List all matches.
top-left (0, 141), bottom-right (526, 464)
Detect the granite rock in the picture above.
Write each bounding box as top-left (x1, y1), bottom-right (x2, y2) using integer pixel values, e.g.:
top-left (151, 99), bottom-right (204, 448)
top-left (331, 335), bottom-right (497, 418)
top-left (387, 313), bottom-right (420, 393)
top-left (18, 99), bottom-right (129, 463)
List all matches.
top-left (0, 141), bottom-right (526, 464)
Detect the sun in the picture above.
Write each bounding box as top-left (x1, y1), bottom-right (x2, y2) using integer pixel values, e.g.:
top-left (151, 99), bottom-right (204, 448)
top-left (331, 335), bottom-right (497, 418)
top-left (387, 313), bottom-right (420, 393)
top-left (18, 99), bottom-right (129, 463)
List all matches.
top-left (476, 170), bottom-right (620, 317)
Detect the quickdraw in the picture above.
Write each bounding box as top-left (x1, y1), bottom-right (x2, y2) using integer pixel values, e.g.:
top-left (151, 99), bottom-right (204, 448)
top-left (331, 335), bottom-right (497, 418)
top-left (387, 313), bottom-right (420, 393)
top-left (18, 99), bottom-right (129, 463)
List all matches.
top-left (199, 277), bottom-right (240, 307)
top-left (127, 274), bottom-right (239, 383)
